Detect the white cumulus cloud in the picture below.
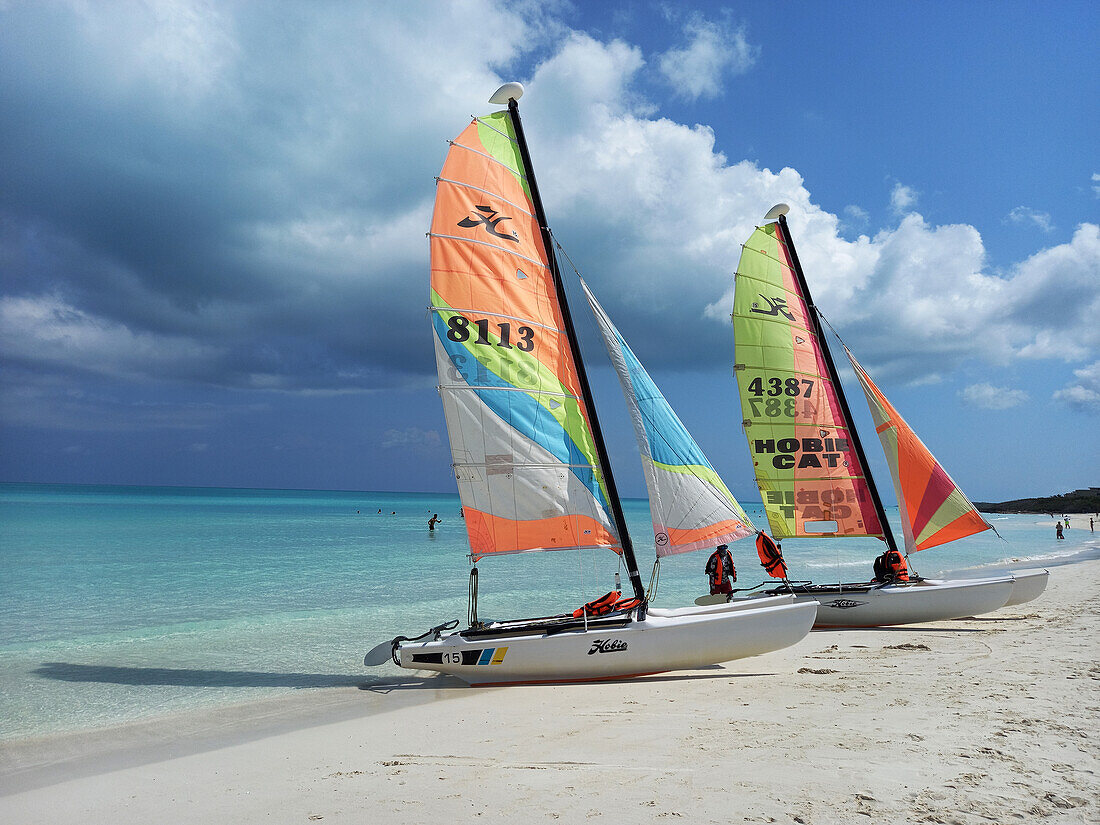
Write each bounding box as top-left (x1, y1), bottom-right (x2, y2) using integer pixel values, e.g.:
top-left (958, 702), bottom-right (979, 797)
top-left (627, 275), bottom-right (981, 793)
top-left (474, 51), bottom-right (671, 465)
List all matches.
top-left (1053, 361), bottom-right (1100, 413)
top-left (960, 383), bottom-right (1030, 409)
top-left (657, 14), bottom-right (758, 101)
top-left (890, 183), bottom-right (918, 214)
top-left (1006, 206), bottom-right (1054, 233)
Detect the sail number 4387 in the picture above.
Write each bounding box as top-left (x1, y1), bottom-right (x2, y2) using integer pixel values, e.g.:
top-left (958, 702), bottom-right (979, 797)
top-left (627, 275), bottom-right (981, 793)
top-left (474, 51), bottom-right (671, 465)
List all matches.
top-left (746, 377), bottom-right (816, 419)
top-left (447, 315), bottom-right (534, 351)
top-left (747, 377), bottom-right (814, 397)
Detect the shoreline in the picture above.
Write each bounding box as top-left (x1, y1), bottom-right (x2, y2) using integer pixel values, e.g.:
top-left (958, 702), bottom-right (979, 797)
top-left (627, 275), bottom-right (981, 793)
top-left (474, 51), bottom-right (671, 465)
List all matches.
top-left (2, 558), bottom-right (1096, 824)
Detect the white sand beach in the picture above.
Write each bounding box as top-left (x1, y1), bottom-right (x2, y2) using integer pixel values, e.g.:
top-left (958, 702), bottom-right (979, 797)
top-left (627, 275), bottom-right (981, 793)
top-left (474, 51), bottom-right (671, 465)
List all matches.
top-left (2, 557), bottom-right (1097, 825)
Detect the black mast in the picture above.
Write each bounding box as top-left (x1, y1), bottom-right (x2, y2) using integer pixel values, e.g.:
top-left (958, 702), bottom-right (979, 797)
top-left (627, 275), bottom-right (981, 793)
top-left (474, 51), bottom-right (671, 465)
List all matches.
top-left (506, 96), bottom-right (647, 603)
top-left (777, 214), bottom-right (899, 554)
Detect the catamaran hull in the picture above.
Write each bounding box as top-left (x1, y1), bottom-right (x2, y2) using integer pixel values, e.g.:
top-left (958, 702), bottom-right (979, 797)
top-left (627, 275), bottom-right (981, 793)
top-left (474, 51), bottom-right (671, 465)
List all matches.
top-left (395, 600), bottom-right (817, 686)
top-left (735, 576), bottom-right (1015, 628)
top-left (1001, 569), bottom-right (1049, 606)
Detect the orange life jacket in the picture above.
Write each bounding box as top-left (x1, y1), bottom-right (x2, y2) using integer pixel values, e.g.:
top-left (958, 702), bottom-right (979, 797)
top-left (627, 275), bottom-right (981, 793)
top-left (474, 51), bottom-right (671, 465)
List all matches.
top-left (573, 591), bottom-right (621, 618)
top-left (707, 549), bottom-right (735, 585)
top-left (875, 549), bottom-right (909, 582)
top-left (755, 532), bottom-right (788, 579)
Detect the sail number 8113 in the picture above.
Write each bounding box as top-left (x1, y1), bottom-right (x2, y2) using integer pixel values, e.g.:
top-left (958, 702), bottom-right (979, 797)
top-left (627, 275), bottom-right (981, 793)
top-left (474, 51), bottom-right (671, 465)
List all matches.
top-left (447, 315), bottom-right (534, 351)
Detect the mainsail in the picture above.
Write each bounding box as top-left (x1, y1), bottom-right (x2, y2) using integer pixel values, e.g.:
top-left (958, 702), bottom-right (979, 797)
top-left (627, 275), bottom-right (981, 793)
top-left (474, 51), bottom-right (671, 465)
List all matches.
top-left (581, 280), bottom-right (755, 556)
top-left (845, 347), bottom-right (992, 553)
top-left (732, 220), bottom-right (884, 540)
top-left (429, 111), bottom-right (619, 561)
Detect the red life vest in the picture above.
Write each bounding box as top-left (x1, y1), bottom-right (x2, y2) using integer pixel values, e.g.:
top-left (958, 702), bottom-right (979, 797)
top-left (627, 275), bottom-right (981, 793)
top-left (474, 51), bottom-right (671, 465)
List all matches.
top-left (708, 549), bottom-right (735, 585)
top-left (573, 591), bottom-right (640, 618)
top-left (755, 532), bottom-right (788, 579)
top-left (886, 550), bottom-right (909, 582)
top-left (875, 549), bottom-right (909, 582)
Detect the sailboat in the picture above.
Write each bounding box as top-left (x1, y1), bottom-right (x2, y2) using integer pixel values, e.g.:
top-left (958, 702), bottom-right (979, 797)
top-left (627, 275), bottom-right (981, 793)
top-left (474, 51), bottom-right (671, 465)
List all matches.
top-left (724, 204), bottom-right (1047, 627)
top-left (363, 84), bottom-right (816, 685)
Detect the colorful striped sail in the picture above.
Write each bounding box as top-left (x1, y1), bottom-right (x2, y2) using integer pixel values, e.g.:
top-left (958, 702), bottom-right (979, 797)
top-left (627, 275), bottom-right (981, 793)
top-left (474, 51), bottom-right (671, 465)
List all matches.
top-left (581, 280), bottom-right (756, 556)
top-left (732, 221), bottom-right (883, 540)
top-left (845, 348), bottom-right (992, 553)
top-left (429, 111), bottom-right (619, 561)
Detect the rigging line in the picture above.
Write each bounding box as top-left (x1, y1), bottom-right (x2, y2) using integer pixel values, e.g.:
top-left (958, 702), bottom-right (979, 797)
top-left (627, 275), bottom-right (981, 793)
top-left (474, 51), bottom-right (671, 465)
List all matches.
top-left (815, 309), bottom-right (853, 352)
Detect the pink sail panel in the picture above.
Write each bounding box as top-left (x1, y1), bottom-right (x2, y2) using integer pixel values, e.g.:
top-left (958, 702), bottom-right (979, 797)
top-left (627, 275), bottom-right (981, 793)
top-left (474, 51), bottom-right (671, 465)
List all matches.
top-left (845, 348), bottom-right (991, 553)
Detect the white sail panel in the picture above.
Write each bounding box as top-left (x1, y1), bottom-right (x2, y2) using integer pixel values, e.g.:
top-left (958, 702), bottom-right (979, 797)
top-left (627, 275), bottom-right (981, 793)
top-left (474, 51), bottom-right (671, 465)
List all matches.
top-left (581, 281), bottom-right (755, 556)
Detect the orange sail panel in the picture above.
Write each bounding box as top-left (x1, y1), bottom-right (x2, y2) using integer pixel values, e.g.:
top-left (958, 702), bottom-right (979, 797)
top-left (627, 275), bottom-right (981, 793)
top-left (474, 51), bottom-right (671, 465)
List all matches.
top-left (845, 348), bottom-right (991, 553)
top-left (430, 112), bottom-right (619, 561)
top-left (732, 221), bottom-right (884, 540)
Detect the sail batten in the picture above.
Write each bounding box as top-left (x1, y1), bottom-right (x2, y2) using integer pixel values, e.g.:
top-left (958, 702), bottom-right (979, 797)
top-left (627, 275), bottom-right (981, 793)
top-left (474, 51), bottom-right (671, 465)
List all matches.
top-left (582, 280), bottom-right (755, 556)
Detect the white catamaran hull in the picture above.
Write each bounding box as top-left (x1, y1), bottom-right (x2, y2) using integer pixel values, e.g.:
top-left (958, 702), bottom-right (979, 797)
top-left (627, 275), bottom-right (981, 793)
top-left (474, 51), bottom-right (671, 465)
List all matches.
top-left (735, 576), bottom-right (1015, 628)
top-left (396, 600), bottom-right (817, 686)
top-left (1001, 568), bottom-right (1049, 607)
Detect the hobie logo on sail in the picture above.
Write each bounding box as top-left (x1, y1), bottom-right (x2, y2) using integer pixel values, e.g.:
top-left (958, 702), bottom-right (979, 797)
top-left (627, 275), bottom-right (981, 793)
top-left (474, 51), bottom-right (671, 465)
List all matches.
top-left (750, 295), bottom-right (795, 321)
top-left (588, 639), bottom-right (628, 655)
top-left (458, 205), bottom-right (519, 242)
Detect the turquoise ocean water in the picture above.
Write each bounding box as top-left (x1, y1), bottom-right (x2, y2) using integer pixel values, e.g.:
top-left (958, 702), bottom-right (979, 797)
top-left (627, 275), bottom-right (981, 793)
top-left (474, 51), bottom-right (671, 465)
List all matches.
top-left (2, 482), bottom-right (1096, 741)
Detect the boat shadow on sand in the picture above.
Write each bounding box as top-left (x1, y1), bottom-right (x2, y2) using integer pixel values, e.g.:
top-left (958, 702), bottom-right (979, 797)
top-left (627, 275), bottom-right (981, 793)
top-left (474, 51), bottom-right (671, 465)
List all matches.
top-left (32, 662), bottom-right (778, 692)
top-left (32, 662), bottom-right (369, 689)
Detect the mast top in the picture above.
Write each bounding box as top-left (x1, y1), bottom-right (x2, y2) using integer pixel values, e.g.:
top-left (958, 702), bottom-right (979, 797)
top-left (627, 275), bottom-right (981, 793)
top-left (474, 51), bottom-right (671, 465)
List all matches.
top-left (764, 203), bottom-right (790, 221)
top-left (489, 82), bottom-right (524, 105)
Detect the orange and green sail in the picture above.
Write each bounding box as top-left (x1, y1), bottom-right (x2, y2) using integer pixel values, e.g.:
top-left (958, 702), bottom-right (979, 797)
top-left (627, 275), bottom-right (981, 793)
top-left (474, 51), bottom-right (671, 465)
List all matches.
top-left (429, 111), bottom-right (619, 561)
top-left (845, 348), bottom-right (991, 553)
top-left (732, 221), bottom-right (884, 540)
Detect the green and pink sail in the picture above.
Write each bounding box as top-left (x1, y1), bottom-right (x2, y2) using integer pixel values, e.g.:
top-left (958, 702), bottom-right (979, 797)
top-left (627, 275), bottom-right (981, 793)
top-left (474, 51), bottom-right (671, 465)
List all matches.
top-left (582, 280), bottom-right (755, 556)
top-left (429, 111), bottom-right (619, 561)
top-left (732, 221), bottom-right (884, 540)
top-left (733, 215), bottom-right (989, 557)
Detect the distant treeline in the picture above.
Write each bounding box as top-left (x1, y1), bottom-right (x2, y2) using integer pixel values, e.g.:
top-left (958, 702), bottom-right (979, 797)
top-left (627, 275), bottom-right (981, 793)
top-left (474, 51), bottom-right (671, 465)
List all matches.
top-left (974, 487), bottom-right (1100, 514)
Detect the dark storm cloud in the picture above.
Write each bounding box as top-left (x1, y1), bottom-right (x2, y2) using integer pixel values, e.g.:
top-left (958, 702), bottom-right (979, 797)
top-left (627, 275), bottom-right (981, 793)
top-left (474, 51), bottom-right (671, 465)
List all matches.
top-left (0, 2), bottom-right (535, 395)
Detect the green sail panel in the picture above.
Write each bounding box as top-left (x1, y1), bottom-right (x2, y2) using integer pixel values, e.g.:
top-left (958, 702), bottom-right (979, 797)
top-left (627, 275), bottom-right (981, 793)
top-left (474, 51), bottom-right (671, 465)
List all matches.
top-left (732, 222), bottom-right (883, 540)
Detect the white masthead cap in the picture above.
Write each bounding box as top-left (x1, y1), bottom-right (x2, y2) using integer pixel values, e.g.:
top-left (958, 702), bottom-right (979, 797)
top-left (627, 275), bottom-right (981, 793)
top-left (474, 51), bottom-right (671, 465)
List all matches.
top-left (489, 82), bottom-right (524, 105)
top-left (763, 203), bottom-right (790, 221)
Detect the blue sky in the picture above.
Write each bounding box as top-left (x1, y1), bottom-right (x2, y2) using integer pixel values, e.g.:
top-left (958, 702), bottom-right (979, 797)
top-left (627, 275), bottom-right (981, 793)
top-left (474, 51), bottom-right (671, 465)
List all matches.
top-left (1, 1), bottom-right (1097, 502)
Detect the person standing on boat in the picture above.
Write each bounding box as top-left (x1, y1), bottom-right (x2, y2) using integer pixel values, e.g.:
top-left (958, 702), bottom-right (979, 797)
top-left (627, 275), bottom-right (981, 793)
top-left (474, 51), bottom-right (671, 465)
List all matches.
top-left (428, 514), bottom-right (441, 531)
top-left (706, 544), bottom-right (737, 595)
top-left (872, 548), bottom-right (909, 582)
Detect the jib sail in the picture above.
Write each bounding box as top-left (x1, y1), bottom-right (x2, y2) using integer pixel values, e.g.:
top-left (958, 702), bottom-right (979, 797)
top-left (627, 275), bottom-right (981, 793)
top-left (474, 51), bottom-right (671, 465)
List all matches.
top-left (582, 280), bottom-right (755, 556)
top-left (845, 347), bottom-right (991, 553)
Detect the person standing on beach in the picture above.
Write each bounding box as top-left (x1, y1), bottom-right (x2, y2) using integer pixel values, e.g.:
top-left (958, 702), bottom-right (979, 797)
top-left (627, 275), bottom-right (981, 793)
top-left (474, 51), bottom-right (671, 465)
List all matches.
top-left (1056, 521), bottom-right (1064, 539)
top-left (428, 514), bottom-right (441, 531)
top-left (705, 544), bottom-right (736, 596)
top-left (1091, 517), bottom-right (1094, 532)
